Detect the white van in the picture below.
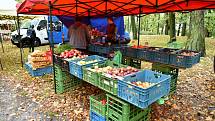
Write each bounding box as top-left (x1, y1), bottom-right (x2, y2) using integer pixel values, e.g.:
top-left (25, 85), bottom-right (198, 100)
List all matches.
top-left (11, 16), bottom-right (49, 47)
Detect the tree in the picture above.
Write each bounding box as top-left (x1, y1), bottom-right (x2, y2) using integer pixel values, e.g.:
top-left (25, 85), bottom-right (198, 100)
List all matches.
top-left (131, 16), bottom-right (137, 39)
top-left (164, 13), bottom-right (169, 35)
top-left (169, 13), bottom-right (176, 42)
top-left (181, 22), bottom-right (187, 36)
top-left (186, 10), bottom-right (206, 56)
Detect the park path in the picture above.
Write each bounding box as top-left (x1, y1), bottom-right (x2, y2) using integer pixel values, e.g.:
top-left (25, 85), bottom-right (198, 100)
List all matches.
top-left (0, 76), bottom-right (39, 121)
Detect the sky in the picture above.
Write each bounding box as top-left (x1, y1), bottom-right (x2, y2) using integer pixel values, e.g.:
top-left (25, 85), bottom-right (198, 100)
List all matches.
top-left (0, 0), bottom-right (17, 10)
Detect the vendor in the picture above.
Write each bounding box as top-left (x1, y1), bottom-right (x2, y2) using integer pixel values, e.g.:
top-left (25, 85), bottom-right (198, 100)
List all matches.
top-left (106, 17), bottom-right (117, 44)
top-left (68, 17), bottom-right (90, 51)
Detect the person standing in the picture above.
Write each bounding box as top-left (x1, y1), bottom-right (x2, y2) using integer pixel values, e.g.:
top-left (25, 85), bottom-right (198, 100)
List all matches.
top-left (68, 17), bottom-right (90, 51)
top-left (106, 17), bottom-right (117, 44)
top-left (27, 25), bottom-right (36, 52)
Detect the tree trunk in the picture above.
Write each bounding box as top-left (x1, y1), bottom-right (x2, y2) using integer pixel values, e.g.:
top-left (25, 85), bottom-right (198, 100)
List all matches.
top-left (177, 24), bottom-right (181, 36)
top-left (169, 13), bottom-right (176, 42)
top-left (127, 16), bottom-right (130, 32)
top-left (131, 16), bottom-right (137, 39)
top-left (186, 10), bottom-right (206, 56)
top-left (161, 26), bottom-right (164, 35)
top-left (181, 22), bottom-right (186, 36)
top-left (188, 13), bottom-right (193, 39)
top-left (165, 13), bottom-right (169, 35)
top-left (157, 14), bottom-right (160, 35)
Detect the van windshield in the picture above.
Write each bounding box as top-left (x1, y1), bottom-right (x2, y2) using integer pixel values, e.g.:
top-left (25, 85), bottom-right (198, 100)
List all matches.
top-left (20, 20), bottom-right (31, 29)
top-left (20, 19), bottom-right (39, 29)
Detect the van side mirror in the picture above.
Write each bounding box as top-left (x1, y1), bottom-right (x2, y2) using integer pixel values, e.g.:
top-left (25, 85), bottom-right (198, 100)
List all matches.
top-left (37, 26), bottom-right (41, 31)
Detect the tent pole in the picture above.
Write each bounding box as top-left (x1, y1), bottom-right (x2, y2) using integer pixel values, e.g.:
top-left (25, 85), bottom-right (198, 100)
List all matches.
top-left (49, 1), bottom-right (57, 94)
top-left (137, 6), bottom-right (142, 46)
top-left (17, 14), bottom-right (24, 67)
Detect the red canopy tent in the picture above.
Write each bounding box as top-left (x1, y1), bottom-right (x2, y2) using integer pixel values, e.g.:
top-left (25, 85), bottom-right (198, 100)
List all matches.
top-left (17, 0), bottom-right (215, 17)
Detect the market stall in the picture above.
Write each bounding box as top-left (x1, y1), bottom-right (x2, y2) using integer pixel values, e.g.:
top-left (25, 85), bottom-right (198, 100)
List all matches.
top-left (17, 0), bottom-right (215, 120)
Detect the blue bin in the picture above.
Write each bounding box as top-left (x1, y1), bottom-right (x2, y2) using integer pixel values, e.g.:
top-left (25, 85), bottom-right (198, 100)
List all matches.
top-left (145, 47), bottom-right (161, 61)
top-left (69, 55), bottom-right (107, 79)
top-left (169, 50), bottom-right (201, 68)
top-left (25, 63), bottom-right (53, 77)
top-left (153, 48), bottom-right (180, 64)
top-left (118, 70), bottom-right (171, 109)
top-left (90, 111), bottom-right (106, 121)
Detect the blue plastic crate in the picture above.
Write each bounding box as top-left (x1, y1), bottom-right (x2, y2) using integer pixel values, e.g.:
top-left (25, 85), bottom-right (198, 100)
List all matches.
top-left (153, 48), bottom-right (180, 64)
top-left (90, 111), bottom-right (106, 121)
top-left (25, 63), bottom-right (53, 77)
top-left (69, 55), bottom-right (107, 79)
top-left (136, 48), bottom-right (148, 60)
top-left (118, 70), bottom-right (171, 109)
top-left (88, 44), bottom-right (96, 52)
top-left (96, 45), bottom-right (113, 54)
top-left (145, 47), bottom-right (161, 61)
top-left (124, 47), bottom-right (138, 58)
top-left (169, 50), bottom-right (201, 68)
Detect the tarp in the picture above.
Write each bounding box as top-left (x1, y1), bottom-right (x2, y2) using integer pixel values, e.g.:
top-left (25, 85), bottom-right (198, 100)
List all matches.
top-left (57, 16), bottom-right (125, 37)
top-left (18, 0), bottom-right (215, 17)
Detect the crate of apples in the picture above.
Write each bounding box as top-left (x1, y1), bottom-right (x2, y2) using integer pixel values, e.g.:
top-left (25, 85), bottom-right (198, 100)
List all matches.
top-left (131, 81), bottom-right (153, 88)
top-left (92, 66), bottom-right (139, 77)
top-left (180, 51), bottom-right (198, 56)
top-left (59, 49), bottom-right (88, 59)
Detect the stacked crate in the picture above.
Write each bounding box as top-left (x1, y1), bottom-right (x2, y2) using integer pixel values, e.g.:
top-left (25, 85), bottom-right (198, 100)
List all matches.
top-left (152, 63), bottom-right (179, 95)
top-left (90, 93), bottom-right (151, 121)
top-left (55, 65), bottom-right (82, 94)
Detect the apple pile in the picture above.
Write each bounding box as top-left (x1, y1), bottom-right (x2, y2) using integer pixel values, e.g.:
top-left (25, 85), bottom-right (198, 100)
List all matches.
top-left (92, 66), bottom-right (139, 77)
top-left (90, 28), bottom-right (104, 36)
top-left (59, 49), bottom-right (88, 59)
top-left (180, 51), bottom-right (198, 56)
top-left (131, 81), bottom-right (153, 88)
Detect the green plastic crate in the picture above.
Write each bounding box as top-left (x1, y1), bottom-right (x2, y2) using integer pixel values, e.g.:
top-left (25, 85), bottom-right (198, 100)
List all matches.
top-left (54, 65), bottom-right (82, 94)
top-left (100, 74), bottom-right (118, 95)
top-left (122, 56), bottom-right (131, 66)
top-left (83, 67), bottom-right (100, 87)
top-left (169, 77), bottom-right (177, 95)
top-left (122, 56), bottom-right (141, 69)
top-left (130, 59), bottom-right (141, 69)
top-left (107, 94), bottom-right (151, 121)
top-left (56, 75), bottom-right (82, 94)
top-left (152, 63), bottom-right (179, 77)
top-left (84, 60), bottom-right (127, 95)
top-left (90, 93), bottom-right (107, 117)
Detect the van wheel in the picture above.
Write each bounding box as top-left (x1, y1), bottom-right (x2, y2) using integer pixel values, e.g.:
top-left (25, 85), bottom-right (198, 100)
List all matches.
top-left (34, 38), bottom-right (41, 47)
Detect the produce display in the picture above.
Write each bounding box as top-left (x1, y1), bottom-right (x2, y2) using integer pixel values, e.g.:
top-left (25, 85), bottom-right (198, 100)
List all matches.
top-left (90, 28), bottom-right (104, 37)
top-left (78, 60), bottom-right (99, 65)
top-left (131, 81), bottom-right (154, 88)
top-left (54, 44), bottom-right (73, 54)
top-left (28, 50), bottom-right (51, 70)
top-left (58, 49), bottom-right (88, 59)
top-left (90, 66), bottom-right (138, 77)
top-left (180, 51), bottom-right (198, 56)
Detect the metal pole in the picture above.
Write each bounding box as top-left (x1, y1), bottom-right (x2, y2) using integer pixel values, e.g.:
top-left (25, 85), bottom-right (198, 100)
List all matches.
top-left (49, 1), bottom-right (57, 94)
top-left (17, 14), bottom-right (24, 67)
top-left (137, 7), bottom-right (142, 46)
top-left (137, 16), bottom-right (141, 46)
